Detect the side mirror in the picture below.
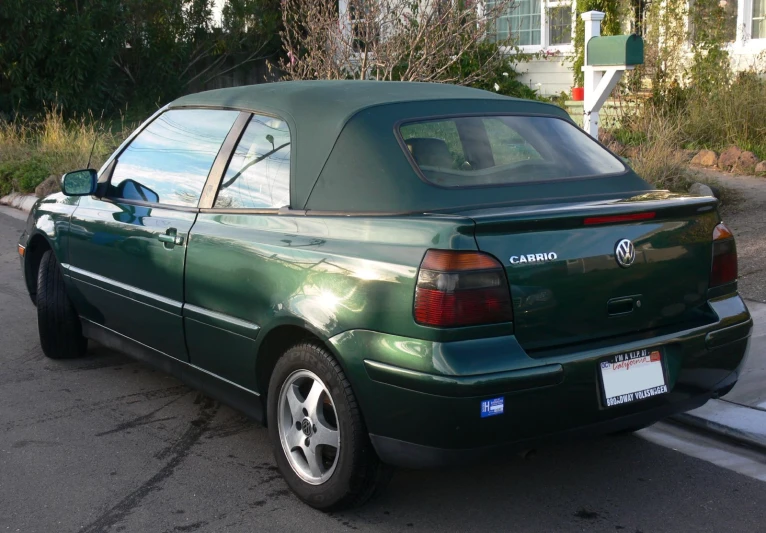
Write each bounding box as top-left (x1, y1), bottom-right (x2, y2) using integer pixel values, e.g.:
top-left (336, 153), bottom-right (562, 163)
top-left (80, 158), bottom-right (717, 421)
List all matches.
top-left (61, 169), bottom-right (97, 196)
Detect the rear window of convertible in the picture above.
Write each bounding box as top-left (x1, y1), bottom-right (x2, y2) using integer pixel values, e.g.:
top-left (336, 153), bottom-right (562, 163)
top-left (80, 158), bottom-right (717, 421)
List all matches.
top-left (398, 115), bottom-right (626, 188)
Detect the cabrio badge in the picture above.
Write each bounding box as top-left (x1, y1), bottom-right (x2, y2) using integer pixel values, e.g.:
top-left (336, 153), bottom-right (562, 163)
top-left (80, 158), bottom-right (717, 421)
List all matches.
top-left (615, 239), bottom-right (636, 268)
top-left (510, 252), bottom-right (557, 265)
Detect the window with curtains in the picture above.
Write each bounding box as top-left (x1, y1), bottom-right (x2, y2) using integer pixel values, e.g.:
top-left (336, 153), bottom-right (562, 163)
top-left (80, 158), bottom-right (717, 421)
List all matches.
top-left (487, 0), bottom-right (573, 48)
top-left (489, 0), bottom-right (541, 45)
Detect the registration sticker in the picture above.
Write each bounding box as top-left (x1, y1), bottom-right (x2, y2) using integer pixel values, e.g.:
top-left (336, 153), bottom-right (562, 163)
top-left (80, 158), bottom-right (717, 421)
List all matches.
top-left (481, 397), bottom-right (504, 418)
top-left (600, 349), bottom-right (668, 407)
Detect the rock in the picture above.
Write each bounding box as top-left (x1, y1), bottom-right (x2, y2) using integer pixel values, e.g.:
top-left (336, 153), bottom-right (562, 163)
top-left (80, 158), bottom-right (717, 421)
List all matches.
top-left (717, 146), bottom-right (743, 171)
top-left (679, 149), bottom-right (698, 162)
top-left (689, 182), bottom-right (714, 197)
top-left (35, 175), bottom-right (60, 198)
top-left (691, 149), bottom-right (718, 167)
top-left (755, 161), bottom-right (766, 175)
top-left (735, 151), bottom-right (759, 173)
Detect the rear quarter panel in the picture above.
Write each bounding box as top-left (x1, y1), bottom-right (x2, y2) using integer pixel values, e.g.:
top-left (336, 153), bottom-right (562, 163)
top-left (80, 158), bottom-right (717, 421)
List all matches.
top-left (183, 212), bottom-right (515, 390)
top-left (185, 213), bottom-right (482, 342)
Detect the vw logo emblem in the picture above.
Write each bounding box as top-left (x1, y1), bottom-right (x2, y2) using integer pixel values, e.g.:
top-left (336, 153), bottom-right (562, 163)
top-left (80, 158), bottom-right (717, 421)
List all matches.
top-left (301, 418), bottom-right (313, 436)
top-left (615, 239), bottom-right (636, 268)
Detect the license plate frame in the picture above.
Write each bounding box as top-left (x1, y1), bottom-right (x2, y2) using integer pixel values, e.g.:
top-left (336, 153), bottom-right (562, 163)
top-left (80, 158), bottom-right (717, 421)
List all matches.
top-left (598, 348), bottom-right (669, 408)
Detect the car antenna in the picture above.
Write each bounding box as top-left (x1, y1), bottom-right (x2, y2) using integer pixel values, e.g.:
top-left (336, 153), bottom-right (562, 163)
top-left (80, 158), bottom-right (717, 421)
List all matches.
top-left (86, 134), bottom-right (98, 169)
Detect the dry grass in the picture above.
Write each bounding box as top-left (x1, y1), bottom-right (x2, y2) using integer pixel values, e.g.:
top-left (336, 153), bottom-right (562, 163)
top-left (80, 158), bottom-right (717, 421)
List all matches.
top-left (614, 70), bottom-right (766, 164)
top-left (622, 107), bottom-right (732, 204)
top-left (0, 107), bottom-right (132, 195)
top-left (682, 72), bottom-right (766, 159)
top-left (626, 108), bottom-right (691, 191)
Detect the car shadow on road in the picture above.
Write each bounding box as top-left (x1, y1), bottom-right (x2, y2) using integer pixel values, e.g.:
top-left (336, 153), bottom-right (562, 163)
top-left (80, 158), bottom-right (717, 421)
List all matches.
top-left (332, 432), bottom-right (765, 532)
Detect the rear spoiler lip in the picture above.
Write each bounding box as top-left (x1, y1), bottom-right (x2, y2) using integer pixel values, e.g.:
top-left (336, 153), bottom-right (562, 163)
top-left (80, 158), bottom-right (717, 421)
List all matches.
top-left (445, 193), bottom-right (720, 233)
top-left (449, 193), bottom-right (718, 222)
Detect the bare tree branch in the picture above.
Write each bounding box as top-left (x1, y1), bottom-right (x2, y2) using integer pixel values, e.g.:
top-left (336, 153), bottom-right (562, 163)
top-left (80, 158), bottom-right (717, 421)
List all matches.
top-left (278, 0), bottom-right (517, 85)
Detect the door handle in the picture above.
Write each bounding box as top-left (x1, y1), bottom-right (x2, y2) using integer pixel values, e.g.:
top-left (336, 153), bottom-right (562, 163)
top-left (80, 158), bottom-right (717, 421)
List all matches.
top-left (158, 228), bottom-right (184, 246)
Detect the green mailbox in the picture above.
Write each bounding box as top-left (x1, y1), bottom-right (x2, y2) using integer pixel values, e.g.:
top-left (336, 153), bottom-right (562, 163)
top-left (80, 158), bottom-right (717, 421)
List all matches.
top-left (586, 34), bottom-right (644, 66)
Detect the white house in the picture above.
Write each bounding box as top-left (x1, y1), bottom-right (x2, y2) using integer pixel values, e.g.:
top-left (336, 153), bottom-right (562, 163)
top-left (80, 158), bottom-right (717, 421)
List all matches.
top-left (486, 0), bottom-right (766, 96)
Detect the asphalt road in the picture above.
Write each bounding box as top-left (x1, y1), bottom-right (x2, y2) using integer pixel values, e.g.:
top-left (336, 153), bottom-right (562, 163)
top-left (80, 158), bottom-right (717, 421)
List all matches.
top-left (1, 210), bottom-right (766, 533)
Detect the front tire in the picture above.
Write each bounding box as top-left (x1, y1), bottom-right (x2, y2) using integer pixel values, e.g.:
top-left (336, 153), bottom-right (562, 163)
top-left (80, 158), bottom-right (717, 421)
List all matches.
top-left (36, 250), bottom-right (87, 359)
top-left (267, 342), bottom-right (392, 511)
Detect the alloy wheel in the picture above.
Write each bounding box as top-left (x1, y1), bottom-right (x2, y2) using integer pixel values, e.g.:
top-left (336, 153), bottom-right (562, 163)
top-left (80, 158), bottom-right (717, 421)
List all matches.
top-left (277, 369), bottom-right (341, 485)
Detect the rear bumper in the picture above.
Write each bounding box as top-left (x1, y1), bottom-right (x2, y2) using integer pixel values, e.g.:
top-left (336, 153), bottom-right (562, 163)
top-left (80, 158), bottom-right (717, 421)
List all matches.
top-left (369, 392), bottom-right (712, 469)
top-left (329, 294), bottom-right (752, 468)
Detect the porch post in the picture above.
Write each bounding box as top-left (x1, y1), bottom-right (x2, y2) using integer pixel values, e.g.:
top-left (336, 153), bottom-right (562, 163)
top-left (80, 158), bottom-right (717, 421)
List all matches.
top-left (581, 11), bottom-right (605, 139)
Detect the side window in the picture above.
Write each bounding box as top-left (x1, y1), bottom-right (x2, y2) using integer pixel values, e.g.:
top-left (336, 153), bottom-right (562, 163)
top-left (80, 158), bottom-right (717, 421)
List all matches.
top-left (214, 114), bottom-right (291, 209)
top-left (108, 109), bottom-right (239, 207)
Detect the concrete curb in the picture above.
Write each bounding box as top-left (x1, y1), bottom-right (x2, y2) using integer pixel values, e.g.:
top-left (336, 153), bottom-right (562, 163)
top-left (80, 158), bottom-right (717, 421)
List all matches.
top-left (670, 399), bottom-right (766, 453)
top-left (0, 193), bottom-right (39, 213)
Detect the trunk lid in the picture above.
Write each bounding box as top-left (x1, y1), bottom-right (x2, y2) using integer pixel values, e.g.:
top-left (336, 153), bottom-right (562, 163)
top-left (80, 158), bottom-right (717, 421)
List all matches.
top-left (457, 192), bottom-right (720, 352)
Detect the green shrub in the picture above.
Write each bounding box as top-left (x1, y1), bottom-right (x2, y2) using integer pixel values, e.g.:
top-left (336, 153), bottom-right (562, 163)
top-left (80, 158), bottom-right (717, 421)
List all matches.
top-left (0, 164), bottom-right (12, 197)
top-left (613, 127), bottom-right (647, 147)
top-left (682, 72), bottom-right (766, 159)
top-left (0, 158), bottom-right (49, 195)
top-left (15, 158), bottom-right (49, 192)
top-left (446, 42), bottom-right (540, 100)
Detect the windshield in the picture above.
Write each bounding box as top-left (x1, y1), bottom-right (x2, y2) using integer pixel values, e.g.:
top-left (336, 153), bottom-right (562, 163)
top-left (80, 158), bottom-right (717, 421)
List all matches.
top-left (398, 115), bottom-right (626, 188)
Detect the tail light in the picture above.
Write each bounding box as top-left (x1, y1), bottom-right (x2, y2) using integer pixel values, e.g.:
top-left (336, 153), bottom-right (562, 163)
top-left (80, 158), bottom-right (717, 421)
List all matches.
top-left (414, 249), bottom-right (513, 327)
top-left (710, 222), bottom-right (737, 288)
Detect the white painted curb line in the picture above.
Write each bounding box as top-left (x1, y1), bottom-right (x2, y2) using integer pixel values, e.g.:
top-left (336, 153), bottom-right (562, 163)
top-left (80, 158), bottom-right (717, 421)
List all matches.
top-left (0, 193), bottom-right (39, 213)
top-left (672, 399), bottom-right (766, 452)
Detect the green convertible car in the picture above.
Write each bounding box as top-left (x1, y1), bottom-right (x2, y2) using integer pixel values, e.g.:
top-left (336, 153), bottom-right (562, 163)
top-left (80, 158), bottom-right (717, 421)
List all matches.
top-left (18, 81), bottom-right (752, 510)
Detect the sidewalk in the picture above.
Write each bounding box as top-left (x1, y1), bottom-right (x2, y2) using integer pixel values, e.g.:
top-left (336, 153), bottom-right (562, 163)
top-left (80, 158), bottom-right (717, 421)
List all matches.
top-left (671, 300), bottom-right (766, 450)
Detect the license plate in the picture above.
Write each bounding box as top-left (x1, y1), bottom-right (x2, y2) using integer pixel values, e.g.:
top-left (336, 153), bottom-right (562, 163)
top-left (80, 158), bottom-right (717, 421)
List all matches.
top-left (599, 348), bottom-right (668, 407)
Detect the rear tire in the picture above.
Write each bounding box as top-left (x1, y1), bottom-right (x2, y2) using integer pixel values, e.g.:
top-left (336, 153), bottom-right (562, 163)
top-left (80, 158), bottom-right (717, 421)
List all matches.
top-left (267, 342), bottom-right (393, 511)
top-left (36, 250), bottom-right (87, 359)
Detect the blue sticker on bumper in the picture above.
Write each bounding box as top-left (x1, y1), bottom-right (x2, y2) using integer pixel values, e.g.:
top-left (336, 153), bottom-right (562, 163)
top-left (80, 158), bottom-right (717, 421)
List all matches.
top-left (481, 397), bottom-right (504, 418)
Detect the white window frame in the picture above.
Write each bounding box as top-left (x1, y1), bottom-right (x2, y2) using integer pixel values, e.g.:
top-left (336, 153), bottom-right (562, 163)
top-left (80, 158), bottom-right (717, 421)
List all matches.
top-left (499, 0), bottom-right (575, 55)
top-left (736, 0), bottom-right (766, 48)
top-left (544, 0), bottom-right (576, 51)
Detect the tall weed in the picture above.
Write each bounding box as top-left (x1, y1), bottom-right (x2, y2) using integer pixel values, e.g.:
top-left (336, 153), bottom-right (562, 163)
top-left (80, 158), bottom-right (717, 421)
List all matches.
top-left (626, 108), bottom-right (692, 191)
top-left (0, 107), bottom-right (132, 194)
top-left (683, 72), bottom-right (766, 158)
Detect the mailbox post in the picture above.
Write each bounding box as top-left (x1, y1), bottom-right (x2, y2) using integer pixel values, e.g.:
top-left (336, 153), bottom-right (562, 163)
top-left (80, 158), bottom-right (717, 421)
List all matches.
top-left (581, 11), bottom-right (644, 139)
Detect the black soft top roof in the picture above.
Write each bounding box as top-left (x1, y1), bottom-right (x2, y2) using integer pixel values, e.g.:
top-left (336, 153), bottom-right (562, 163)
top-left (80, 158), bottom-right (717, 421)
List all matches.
top-left (171, 81), bottom-right (646, 212)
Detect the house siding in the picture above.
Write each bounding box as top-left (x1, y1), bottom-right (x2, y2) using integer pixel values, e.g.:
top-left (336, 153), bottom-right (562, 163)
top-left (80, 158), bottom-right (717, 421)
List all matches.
top-left (515, 56), bottom-right (575, 96)
top-left (513, 42), bottom-right (764, 99)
